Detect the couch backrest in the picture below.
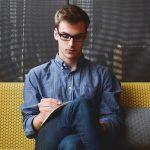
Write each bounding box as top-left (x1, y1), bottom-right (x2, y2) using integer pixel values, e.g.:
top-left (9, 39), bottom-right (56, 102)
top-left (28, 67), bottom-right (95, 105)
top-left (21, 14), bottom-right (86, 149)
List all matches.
top-left (0, 82), bottom-right (150, 149)
top-left (121, 82), bottom-right (150, 108)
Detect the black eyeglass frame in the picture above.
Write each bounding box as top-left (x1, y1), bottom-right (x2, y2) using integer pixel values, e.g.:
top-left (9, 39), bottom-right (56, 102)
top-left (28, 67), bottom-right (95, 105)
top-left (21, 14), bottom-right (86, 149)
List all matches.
top-left (57, 28), bottom-right (87, 42)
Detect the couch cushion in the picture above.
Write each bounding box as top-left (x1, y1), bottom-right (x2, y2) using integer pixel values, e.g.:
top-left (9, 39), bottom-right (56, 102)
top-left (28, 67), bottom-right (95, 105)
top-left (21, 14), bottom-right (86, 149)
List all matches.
top-left (120, 83), bottom-right (150, 149)
top-left (124, 108), bottom-right (150, 149)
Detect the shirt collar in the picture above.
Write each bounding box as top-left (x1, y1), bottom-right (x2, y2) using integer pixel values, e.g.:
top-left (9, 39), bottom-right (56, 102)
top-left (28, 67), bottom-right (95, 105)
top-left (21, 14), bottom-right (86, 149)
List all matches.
top-left (54, 53), bottom-right (85, 70)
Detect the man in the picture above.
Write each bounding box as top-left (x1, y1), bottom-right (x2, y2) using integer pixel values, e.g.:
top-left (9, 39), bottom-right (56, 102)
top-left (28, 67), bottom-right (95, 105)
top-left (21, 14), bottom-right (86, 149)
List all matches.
top-left (21, 4), bottom-right (123, 150)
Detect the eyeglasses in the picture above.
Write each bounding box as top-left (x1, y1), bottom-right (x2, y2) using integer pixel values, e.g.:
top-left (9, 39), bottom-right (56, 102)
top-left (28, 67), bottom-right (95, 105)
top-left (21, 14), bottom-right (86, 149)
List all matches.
top-left (57, 28), bottom-right (86, 42)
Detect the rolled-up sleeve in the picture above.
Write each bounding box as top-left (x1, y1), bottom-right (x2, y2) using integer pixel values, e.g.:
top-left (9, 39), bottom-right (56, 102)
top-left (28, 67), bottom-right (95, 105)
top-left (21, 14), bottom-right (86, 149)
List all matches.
top-left (21, 70), bottom-right (41, 138)
top-left (99, 68), bottom-right (123, 132)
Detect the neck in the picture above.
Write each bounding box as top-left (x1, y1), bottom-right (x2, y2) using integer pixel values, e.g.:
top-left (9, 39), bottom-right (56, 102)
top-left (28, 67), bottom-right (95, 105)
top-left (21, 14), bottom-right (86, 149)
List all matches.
top-left (58, 54), bottom-right (81, 71)
top-left (64, 58), bottom-right (78, 71)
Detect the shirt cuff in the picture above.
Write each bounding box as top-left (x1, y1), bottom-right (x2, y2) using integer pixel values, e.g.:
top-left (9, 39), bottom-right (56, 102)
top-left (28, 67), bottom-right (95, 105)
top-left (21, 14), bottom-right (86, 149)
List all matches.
top-left (99, 118), bottom-right (113, 132)
top-left (24, 115), bottom-right (37, 138)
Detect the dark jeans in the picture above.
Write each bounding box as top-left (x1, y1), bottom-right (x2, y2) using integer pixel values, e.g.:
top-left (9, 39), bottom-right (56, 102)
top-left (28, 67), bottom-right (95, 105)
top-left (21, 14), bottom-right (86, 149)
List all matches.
top-left (35, 97), bottom-right (104, 150)
top-left (58, 134), bottom-right (84, 150)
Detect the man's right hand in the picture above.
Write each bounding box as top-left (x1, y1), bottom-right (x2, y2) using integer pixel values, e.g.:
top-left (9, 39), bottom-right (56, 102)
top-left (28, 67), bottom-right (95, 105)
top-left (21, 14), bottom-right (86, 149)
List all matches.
top-left (32, 98), bottom-right (61, 131)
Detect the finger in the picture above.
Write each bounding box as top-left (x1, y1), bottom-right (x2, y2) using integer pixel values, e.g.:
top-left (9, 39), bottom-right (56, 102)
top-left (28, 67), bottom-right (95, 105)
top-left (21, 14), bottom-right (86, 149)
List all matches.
top-left (39, 101), bottom-right (61, 108)
top-left (39, 105), bottom-right (59, 113)
top-left (39, 105), bottom-right (54, 112)
top-left (38, 102), bottom-right (53, 108)
top-left (50, 98), bottom-right (61, 104)
top-left (41, 98), bottom-right (61, 104)
top-left (38, 103), bottom-right (59, 110)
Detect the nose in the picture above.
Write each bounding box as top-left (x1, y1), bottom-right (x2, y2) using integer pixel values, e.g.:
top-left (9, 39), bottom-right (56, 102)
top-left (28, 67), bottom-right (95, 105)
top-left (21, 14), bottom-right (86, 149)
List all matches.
top-left (68, 38), bottom-right (74, 47)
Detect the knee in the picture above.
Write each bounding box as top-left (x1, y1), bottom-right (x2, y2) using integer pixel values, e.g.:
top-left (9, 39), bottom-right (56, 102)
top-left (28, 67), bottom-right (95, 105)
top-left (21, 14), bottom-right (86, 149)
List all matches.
top-left (58, 135), bottom-right (83, 150)
top-left (76, 98), bottom-right (94, 114)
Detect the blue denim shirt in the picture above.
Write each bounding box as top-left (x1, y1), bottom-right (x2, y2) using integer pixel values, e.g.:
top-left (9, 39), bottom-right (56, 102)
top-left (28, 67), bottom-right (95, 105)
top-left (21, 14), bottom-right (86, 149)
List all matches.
top-left (21, 54), bottom-right (122, 138)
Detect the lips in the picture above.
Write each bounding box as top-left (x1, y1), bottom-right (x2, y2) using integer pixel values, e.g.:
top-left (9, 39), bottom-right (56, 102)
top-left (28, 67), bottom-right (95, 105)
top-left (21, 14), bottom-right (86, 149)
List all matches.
top-left (66, 48), bottom-right (75, 51)
top-left (66, 49), bottom-right (76, 53)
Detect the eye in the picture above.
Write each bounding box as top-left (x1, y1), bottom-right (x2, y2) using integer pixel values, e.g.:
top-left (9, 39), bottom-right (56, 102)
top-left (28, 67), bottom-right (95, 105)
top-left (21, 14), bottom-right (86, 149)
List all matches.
top-left (61, 33), bottom-right (70, 39)
top-left (74, 34), bottom-right (86, 40)
top-left (78, 35), bottom-right (85, 38)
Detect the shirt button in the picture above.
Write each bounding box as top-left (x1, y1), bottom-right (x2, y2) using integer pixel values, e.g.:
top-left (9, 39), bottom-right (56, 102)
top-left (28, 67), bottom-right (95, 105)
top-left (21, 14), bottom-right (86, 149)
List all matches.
top-left (61, 66), bottom-right (63, 70)
top-left (69, 86), bottom-right (72, 90)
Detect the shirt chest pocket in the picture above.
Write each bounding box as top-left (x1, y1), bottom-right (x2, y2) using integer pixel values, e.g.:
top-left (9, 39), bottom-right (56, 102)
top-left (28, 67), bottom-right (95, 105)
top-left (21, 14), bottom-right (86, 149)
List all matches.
top-left (42, 81), bottom-right (66, 100)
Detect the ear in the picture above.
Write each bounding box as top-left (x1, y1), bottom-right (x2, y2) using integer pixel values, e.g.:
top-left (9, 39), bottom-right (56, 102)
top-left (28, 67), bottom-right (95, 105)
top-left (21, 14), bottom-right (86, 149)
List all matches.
top-left (54, 28), bottom-right (59, 41)
top-left (83, 32), bottom-right (88, 42)
top-left (85, 32), bottom-right (88, 39)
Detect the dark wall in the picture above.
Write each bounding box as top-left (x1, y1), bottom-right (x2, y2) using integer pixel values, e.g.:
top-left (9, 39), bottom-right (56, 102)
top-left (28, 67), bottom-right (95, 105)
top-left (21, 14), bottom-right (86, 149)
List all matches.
top-left (0, 0), bottom-right (150, 81)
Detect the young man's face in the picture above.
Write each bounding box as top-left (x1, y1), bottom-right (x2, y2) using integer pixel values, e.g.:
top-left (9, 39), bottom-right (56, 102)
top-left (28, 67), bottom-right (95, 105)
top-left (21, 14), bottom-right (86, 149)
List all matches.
top-left (54, 21), bottom-right (87, 62)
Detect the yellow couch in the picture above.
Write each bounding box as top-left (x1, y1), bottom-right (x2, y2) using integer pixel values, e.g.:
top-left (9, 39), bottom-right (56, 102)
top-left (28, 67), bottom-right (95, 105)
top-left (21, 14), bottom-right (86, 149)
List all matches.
top-left (0, 83), bottom-right (34, 150)
top-left (0, 82), bottom-right (150, 149)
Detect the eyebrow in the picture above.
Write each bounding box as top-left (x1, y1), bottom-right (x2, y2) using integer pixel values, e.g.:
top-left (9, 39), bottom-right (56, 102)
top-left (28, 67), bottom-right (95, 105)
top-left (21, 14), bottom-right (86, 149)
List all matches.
top-left (59, 31), bottom-right (86, 36)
